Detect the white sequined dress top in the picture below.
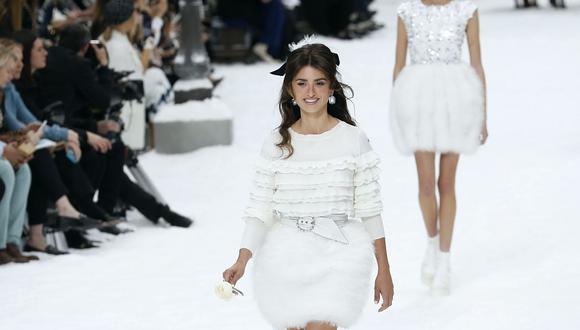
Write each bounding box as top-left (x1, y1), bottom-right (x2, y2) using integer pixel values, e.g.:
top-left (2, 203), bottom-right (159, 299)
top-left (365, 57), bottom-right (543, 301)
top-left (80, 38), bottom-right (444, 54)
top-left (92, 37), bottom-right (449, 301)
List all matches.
top-left (390, 0), bottom-right (485, 155)
top-left (398, 0), bottom-right (477, 65)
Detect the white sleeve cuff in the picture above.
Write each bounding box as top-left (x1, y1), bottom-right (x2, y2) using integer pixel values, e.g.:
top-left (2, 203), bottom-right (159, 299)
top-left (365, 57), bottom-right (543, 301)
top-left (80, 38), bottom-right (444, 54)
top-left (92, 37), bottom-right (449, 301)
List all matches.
top-left (362, 215), bottom-right (385, 240)
top-left (240, 217), bottom-right (268, 255)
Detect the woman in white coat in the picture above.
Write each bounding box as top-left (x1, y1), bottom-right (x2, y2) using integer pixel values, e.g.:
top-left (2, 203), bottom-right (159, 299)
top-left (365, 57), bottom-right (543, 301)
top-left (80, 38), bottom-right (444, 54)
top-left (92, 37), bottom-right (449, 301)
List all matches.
top-left (99, 0), bottom-right (169, 150)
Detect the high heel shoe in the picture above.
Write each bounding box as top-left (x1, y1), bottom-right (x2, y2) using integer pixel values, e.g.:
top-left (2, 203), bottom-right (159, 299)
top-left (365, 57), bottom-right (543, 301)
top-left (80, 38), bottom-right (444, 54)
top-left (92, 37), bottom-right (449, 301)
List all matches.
top-left (50, 214), bottom-right (103, 231)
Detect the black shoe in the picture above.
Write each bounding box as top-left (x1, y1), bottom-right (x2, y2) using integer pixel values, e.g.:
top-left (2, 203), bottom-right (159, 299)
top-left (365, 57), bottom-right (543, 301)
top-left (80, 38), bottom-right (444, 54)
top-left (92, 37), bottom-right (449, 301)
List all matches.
top-left (160, 205), bottom-right (193, 228)
top-left (24, 244), bottom-right (69, 255)
top-left (64, 231), bottom-right (99, 249)
top-left (98, 224), bottom-right (133, 235)
top-left (48, 214), bottom-right (103, 231)
top-left (103, 214), bottom-right (125, 226)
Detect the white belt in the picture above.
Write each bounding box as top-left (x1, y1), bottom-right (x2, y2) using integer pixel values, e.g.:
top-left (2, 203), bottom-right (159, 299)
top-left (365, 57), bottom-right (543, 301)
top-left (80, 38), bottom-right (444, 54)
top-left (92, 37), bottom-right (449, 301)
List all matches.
top-left (277, 213), bottom-right (351, 244)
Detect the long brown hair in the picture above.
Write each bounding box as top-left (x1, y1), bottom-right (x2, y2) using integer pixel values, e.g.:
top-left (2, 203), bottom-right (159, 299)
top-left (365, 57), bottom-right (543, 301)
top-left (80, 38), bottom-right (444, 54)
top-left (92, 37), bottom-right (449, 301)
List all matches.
top-left (276, 43), bottom-right (355, 158)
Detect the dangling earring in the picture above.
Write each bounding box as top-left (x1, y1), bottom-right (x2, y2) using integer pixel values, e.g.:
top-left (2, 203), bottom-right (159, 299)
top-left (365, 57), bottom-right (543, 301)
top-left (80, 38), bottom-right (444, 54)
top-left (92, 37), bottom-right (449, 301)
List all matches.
top-left (328, 95), bottom-right (336, 105)
top-left (291, 98), bottom-right (297, 106)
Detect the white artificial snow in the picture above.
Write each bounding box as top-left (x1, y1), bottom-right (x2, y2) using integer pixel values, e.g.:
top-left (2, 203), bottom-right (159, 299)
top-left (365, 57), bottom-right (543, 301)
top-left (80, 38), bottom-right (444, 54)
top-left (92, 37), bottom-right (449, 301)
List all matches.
top-left (1, 1), bottom-right (579, 329)
top-left (173, 78), bottom-right (214, 91)
top-left (152, 98), bottom-right (233, 122)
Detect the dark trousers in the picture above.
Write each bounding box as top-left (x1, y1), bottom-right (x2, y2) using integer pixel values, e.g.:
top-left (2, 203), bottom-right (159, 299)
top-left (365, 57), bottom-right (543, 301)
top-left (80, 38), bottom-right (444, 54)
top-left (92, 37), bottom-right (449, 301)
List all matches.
top-left (80, 140), bottom-right (124, 213)
top-left (27, 149), bottom-right (69, 226)
top-left (81, 141), bottom-right (162, 222)
top-left (301, 0), bottom-right (355, 35)
top-left (260, 0), bottom-right (286, 58)
top-left (54, 150), bottom-right (108, 220)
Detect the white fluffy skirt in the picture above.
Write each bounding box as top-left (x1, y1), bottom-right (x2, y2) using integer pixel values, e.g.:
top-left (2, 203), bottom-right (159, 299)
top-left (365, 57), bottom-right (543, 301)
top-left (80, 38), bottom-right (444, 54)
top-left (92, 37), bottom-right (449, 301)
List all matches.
top-left (390, 63), bottom-right (485, 155)
top-left (253, 222), bottom-right (374, 329)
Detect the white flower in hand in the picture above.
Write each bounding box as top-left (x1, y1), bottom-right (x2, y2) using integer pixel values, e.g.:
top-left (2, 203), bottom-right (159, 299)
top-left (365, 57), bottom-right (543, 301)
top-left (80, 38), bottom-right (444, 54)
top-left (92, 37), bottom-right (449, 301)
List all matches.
top-left (215, 281), bottom-right (234, 301)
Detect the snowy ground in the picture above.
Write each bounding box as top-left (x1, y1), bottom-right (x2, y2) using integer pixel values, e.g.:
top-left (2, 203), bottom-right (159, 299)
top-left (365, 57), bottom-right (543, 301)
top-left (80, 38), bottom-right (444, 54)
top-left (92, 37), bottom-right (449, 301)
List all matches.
top-left (2, 1), bottom-right (580, 329)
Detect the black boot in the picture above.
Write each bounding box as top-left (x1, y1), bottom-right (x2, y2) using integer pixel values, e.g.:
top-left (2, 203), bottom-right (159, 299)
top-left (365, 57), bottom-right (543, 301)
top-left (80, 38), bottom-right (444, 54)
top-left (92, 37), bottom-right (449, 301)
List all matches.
top-left (159, 205), bottom-right (193, 228)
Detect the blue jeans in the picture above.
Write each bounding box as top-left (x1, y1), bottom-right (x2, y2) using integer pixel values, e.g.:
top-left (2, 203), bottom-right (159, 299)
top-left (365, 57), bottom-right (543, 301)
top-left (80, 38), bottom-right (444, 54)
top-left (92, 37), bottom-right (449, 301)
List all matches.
top-left (0, 160), bottom-right (31, 249)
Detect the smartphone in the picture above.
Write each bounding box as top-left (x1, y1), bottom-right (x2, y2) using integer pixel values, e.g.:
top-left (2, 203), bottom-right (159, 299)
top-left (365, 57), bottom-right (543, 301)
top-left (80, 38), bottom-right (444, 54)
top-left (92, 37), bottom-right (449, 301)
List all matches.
top-left (90, 39), bottom-right (103, 48)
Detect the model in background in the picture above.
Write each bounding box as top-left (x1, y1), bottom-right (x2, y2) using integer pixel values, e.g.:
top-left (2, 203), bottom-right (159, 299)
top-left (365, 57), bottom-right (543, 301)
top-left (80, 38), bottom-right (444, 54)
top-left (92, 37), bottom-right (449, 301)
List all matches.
top-left (390, 0), bottom-right (488, 296)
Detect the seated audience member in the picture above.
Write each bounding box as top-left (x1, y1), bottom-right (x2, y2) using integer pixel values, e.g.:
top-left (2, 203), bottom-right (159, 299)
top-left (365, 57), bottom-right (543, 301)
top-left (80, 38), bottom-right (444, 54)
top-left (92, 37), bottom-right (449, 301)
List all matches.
top-left (0, 44), bottom-right (35, 264)
top-left (99, 0), bottom-right (172, 149)
top-left (4, 34), bottom-right (109, 252)
top-left (37, 23), bottom-right (193, 228)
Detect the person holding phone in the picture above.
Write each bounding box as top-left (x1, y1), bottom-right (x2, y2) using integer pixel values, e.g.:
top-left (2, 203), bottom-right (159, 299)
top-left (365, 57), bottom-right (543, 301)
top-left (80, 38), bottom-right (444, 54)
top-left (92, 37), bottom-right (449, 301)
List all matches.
top-left (0, 43), bottom-right (34, 264)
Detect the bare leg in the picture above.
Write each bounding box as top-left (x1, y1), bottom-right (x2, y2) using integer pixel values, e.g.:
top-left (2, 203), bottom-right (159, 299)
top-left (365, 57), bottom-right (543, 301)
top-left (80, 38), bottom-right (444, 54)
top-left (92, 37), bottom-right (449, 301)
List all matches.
top-left (414, 152), bottom-right (438, 237)
top-left (27, 224), bottom-right (47, 250)
top-left (305, 322), bottom-right (337, 330)
top-left (55, 195), bottom-right (81, 219)
top-left (437, 153), bottom-right (460, 252)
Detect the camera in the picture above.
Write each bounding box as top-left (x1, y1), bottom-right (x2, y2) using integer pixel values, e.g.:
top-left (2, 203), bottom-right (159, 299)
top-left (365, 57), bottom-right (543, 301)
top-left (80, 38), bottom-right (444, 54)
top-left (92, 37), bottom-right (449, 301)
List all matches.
top-left (106, 70), bottom-right (145, 142)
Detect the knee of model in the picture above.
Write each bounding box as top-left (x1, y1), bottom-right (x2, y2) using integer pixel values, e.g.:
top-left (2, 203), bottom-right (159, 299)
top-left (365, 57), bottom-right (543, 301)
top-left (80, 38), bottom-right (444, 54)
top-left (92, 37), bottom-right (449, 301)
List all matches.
top-left (418, 182), bottom-right (436, 198)
top-left (437, 178), bottom-right (456, 196)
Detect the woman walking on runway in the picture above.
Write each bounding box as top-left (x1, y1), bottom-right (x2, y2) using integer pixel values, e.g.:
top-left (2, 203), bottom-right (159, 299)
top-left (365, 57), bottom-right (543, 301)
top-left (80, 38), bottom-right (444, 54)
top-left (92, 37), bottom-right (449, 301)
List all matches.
top-left (223, 38), bottom-right (394, 329)
top-left (390, 0), bottom-right (488, 295)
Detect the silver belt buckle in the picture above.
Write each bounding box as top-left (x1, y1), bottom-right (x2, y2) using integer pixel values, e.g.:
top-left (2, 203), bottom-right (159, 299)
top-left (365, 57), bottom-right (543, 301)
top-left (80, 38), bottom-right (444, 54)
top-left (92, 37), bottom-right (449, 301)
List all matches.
top-left (296, 216), bottom-right (315, 232)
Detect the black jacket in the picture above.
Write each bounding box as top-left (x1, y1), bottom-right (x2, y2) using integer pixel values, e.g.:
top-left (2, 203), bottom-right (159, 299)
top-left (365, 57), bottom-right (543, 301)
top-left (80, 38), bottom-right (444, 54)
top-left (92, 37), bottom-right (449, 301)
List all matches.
top-left (36, 46), bottom-right (113, 133)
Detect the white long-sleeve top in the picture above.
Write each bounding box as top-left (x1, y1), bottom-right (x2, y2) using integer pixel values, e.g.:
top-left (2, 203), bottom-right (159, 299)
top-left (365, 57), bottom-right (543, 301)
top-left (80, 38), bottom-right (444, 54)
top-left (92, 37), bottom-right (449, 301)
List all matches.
top-left (241, 120), bottom-right (385, 254)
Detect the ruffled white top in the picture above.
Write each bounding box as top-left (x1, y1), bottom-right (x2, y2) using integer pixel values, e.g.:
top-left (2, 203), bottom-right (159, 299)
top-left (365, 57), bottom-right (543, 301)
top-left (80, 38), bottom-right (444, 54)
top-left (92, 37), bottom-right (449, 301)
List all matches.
top-left (241, 120), bottom-right (385, 254)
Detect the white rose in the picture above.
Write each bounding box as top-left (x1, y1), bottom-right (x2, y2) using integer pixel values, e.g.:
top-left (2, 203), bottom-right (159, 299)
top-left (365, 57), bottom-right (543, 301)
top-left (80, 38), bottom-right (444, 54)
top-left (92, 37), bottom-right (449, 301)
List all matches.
top-left (215, 281), bottom-right (234, 301)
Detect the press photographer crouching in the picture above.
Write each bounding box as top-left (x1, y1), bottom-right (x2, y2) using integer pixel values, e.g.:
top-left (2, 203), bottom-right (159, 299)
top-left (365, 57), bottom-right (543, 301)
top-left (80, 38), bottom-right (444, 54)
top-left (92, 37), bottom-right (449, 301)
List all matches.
top-left (37, 23), bottom-right (192, 228)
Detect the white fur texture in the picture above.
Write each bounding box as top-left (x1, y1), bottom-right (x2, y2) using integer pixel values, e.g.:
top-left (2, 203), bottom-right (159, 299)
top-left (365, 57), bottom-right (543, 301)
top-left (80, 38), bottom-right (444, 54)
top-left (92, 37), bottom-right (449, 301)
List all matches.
top-left (253, 221), bottom-right (374, 329)
top-left (288, 34), bottom-right (324, 52)
top-left (390, 63), bottom-right (485, 155)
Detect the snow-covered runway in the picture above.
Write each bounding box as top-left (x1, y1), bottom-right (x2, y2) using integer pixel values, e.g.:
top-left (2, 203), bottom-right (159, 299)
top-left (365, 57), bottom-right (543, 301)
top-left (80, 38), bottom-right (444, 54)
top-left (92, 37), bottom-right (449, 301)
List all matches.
top-left (1, 1), bottom-right (579, 329)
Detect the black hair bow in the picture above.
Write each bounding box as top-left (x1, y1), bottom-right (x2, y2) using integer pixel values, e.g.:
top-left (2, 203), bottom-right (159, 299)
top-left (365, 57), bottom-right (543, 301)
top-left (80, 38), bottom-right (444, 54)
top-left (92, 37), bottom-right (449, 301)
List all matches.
top-left (270, 52), bottom-right (341, 76)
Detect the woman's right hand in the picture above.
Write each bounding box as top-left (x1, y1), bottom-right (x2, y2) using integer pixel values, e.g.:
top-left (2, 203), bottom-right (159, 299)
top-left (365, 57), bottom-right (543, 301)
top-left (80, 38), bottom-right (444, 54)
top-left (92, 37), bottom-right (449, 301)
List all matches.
top-left (3, 143), bottom-right (31, 167)
top-left (223, 248), bottom-right (252, 285)
top-left (223, 262), bottom-right (246, 286)
top-left (87, 132), bottom-right (112, 153)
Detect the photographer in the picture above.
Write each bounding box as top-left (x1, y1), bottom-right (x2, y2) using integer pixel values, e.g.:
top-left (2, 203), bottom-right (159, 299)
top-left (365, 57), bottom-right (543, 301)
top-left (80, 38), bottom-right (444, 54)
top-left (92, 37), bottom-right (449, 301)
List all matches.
top-left (38, 23), bottom-right (192, 228)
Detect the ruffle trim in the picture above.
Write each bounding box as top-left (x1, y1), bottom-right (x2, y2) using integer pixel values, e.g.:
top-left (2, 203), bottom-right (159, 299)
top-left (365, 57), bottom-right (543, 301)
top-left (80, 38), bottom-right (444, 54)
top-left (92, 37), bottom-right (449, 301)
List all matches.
top-left (253, 151), bottom-right (380, 175)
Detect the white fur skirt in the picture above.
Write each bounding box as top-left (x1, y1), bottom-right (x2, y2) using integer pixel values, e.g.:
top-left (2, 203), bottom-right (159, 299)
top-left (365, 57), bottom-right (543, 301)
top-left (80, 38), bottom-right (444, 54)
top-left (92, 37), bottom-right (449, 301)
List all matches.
top-left (390, 63), bottom-right (485, 155)
top-left (253, 221), bottom-right (374, 329)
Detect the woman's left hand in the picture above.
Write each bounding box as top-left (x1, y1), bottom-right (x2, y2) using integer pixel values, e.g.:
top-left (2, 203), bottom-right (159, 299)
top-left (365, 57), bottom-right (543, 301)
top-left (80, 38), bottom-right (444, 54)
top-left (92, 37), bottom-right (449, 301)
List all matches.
top-left (480, 122), bottom-right (488, 145)
top-left (374, 268), bottom-right (394, 312)
top-left (26, 127), bottom-right (43, 146)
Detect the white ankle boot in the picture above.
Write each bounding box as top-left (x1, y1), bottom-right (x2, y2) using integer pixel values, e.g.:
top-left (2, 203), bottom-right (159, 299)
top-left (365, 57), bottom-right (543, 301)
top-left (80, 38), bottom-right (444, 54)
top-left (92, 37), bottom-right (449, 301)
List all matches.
top-left (421, 235), bottom-right (439, 286)
top-left (431, 251), bottom-right (451, 296)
